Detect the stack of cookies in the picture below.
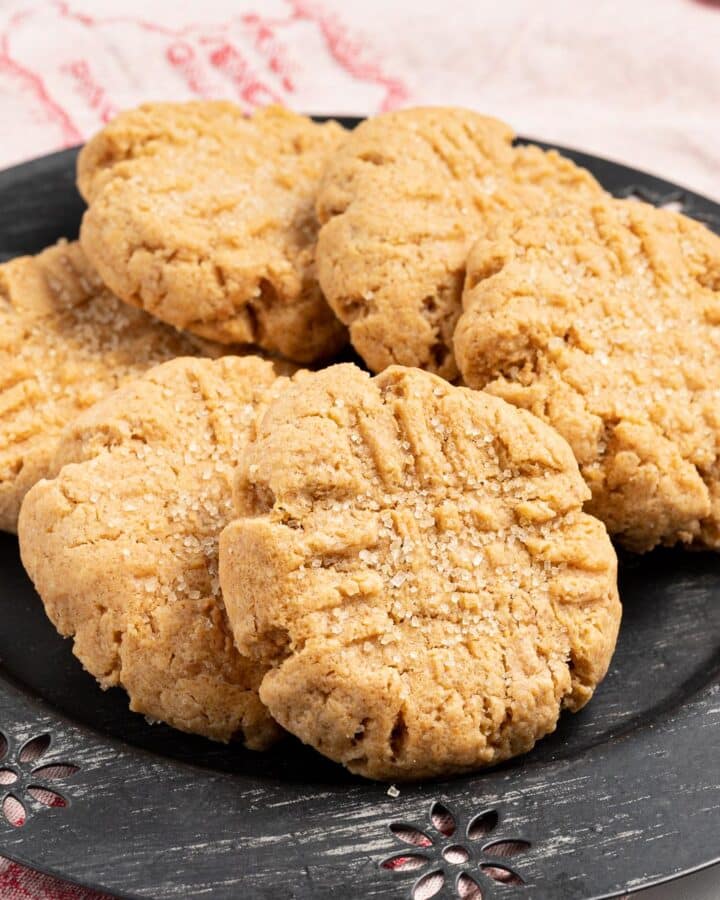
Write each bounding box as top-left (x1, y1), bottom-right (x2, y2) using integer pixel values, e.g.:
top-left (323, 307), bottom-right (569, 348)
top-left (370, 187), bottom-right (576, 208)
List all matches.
top-left (6, 101), bottom-right (719, 780)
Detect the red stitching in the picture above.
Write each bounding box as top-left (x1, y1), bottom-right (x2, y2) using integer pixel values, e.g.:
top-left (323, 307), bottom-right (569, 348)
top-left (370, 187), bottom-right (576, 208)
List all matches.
top-left (207, 41), bottom-right (284, 107)
top-left (0, 12), bottom-right (82, 145)
top-left (241, 13), bottom-right (296, 93)
top-left (54, 0), bottom-right (221, 39)
top-left (55, 2), bottom-right (292, 105)
top-left (54, 0), bottom-right (407, 109)
top-left (166, 42), bottom-right (214, 98)
top-left (61, 59), bottom-right (118, 123)
top-left (286, 0), bottom-right (409, 111)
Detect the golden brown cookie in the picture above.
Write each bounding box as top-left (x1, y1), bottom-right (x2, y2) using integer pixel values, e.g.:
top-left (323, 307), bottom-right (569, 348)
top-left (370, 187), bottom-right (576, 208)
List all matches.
top-left (0, 239), bottom-right (212, 533)
top-left (219, 364), bottom-right (620, 780)
top-left (18, 355), bottom-right (294, 746)
top-left (79, 102), bottom-right (347, 362)
top-left (454, 197), bottom-right (720, 552)
top-left (315, 107), bottom-right (603, 380)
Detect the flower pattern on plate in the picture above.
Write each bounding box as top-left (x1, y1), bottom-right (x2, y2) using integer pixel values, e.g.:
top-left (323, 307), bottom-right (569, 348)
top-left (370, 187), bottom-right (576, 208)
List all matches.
top-left (381, 801), bottom-right (531, 898)
top-left (0, 731), bottom-right (79, 828)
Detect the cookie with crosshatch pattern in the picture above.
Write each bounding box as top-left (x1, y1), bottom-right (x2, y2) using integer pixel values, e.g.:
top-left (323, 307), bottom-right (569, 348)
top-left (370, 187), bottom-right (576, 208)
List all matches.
top-left (79, 101), bottom-right (347, 363)
top-left (0, 239), bottom-right (211, 533)
top-left (454, 196), bottom-right (720, 552)
top-left (315, 106), bottom-right (603, 381)
top-left (19, 355), bottom-right (295, 747)
top-left (219, 364), bottom-right (621, 779)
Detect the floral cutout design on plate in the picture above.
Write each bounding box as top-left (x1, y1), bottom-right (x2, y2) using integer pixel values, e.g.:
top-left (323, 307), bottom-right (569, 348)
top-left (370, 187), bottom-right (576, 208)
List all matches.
top-left (0, 731), bottom-right (79, 827)
top-left (381, 801), bottom-right (531, 899)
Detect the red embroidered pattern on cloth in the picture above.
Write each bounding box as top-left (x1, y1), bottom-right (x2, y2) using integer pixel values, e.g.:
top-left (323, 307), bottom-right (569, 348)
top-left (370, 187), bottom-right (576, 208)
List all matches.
top-left (0, 0), bottom-right (408, 172)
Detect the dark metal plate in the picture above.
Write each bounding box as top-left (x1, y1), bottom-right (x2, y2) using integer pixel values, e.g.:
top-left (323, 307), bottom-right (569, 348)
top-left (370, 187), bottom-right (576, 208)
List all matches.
top-left (0, 120), bottom-right (719, 900)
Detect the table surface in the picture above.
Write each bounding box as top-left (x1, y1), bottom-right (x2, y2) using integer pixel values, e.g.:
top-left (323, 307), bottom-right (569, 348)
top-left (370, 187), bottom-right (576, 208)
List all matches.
top-left (0, 0), bottom-right (718, 897)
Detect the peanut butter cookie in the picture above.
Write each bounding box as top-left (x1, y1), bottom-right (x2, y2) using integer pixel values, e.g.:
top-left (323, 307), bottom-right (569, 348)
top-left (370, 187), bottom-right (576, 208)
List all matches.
top-left (79, 102), bottom-right (347, 362)
top-left (315, 107), bottom-right (602, 380)
top-left (219, 364), bottom-right (620, 779)
top-left (0, 240), bottom-right (209, 533)
top-left (455, 197), bottom-right (720, 552)
top-left (19, 355), bottom-right (293, 746)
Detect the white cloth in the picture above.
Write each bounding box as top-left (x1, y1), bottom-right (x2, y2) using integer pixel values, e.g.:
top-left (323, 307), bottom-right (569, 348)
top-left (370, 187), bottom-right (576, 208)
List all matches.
top-left (0, 0), bottom-right (718, 199)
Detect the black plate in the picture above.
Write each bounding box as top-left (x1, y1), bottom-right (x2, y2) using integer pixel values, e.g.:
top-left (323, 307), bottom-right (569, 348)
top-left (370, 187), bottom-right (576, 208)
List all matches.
top-left (1, 122), bottom-right (719, 900)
